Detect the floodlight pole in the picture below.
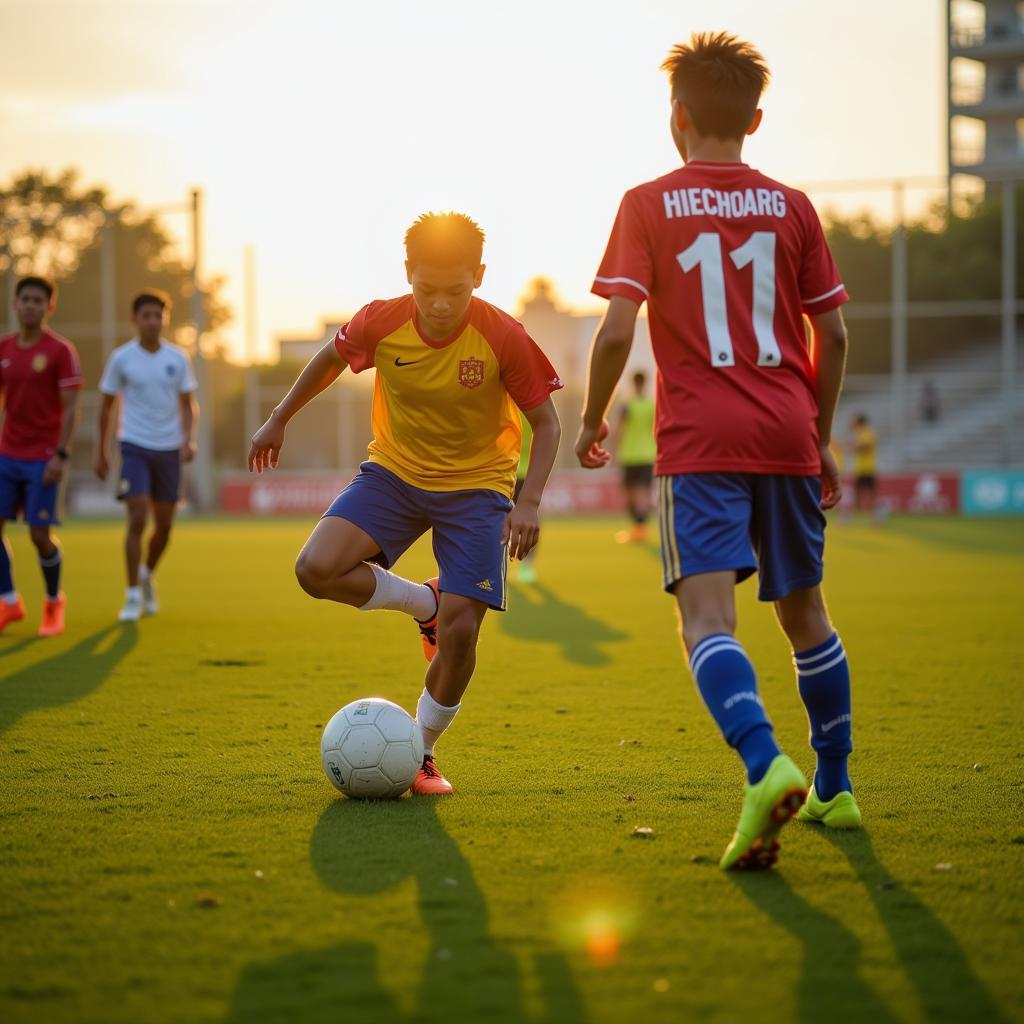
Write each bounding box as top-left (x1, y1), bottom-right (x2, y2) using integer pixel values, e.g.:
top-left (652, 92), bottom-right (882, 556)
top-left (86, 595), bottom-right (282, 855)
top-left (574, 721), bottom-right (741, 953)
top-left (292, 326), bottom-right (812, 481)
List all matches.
top-left (890, 183), bottom-right (909, 470)
top-left (4, 248), bottom-right (14, 332)
top-left (100, 213), bottom-right (118, 363)
top-left (191, 188), bottom-right (214, 511)
top-left (244, 244), bottom-right (260, 447)
top-left (1001, 179), bottom-right (1017, 466)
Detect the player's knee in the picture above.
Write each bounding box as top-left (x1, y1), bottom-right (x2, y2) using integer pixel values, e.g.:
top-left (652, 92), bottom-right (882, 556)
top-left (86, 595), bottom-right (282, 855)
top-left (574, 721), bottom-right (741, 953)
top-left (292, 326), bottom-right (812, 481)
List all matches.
top-left (126, 510), bottom-right (147, 535)
top-left (681, 612), bottom-right (736, 651)
top-left (28, 525), bottom-right (53, 551)
top-left (776, 588), bottom-right (830, 643)
top-left (439, 608), bottom-right (481, 656)
top-left (294, 552), bottom-right (328, 598)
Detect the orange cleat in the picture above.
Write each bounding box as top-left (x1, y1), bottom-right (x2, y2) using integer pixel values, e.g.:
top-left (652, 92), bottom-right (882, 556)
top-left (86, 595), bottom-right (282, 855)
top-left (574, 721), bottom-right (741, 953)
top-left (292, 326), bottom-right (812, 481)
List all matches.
top-left (38, 593), bottom-right (66, 637)
top-left (0, 596), bottom-right (27, 633)
top-left (615, 524), bottom-right (649, 544)
top-left (411, 755), bottom-right (453, 796)
top-left (416, 577), bottom-right (440, 663)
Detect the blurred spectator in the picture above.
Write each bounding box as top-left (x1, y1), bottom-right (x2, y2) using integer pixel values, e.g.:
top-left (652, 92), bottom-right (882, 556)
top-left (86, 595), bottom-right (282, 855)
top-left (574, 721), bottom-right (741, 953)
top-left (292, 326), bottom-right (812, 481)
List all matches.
top-left (920, 380), bottom-right (941, 425)
top-left (611, 371), bottom-right (656, 543)
top-left (851, 413), bottom-right (881, 523)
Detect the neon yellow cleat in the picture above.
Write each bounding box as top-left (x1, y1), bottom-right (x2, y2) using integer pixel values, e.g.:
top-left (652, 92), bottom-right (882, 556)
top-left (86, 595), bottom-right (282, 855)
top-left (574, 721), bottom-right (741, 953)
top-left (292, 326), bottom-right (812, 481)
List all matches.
top-left (719, 754), bottom-right (808, 871)
top-left (798, 788), bottom-right (862, 829)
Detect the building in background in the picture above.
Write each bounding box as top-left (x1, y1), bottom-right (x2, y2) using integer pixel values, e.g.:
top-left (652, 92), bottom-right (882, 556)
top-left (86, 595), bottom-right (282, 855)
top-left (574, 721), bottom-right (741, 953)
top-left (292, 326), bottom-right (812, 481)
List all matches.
top-left (277, 321), bottom-right (341, 363)
top-left (948, 0), bottom-right (1024, 196)
top-left (516, 278), bottom-right (653, 385)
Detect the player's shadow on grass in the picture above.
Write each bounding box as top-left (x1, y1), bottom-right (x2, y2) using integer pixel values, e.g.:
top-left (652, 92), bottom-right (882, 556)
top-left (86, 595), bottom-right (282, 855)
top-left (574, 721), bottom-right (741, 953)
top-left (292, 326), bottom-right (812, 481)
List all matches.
top-left (730, 869), bottom-right (899, 1024)
top-left (501, 582), bottom-right (629, 667)
top-left (0, 624), bottom-right (138, 738)
top-left (0, 635), bottom-right (37, 659)
top-left (224, 799), bottom-right (586, 1024)
top-left (816, 828), bottom-right (1010, 1024)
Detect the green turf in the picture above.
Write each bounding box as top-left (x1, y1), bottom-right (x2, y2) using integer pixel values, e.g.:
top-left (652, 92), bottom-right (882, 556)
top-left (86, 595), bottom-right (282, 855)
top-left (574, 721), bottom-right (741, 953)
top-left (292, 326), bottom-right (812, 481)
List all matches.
top-left (1, 516), bottom-right (1022, 1024)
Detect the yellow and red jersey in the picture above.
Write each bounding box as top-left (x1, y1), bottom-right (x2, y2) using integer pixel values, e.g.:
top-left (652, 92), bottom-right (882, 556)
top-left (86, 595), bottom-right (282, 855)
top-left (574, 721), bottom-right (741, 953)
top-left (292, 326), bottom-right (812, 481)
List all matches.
top-left (334, 295), bottom-right (561, 497)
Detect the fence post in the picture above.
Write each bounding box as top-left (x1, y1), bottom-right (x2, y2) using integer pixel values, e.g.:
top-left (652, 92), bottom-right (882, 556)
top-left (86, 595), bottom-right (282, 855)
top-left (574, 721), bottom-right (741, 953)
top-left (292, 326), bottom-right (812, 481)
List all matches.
top-left (100, 214), bottom-right (117, 363)
top-left (891, 182), bottom-right (909, 469)
top-left (1001, 179), bottom-right (1017, 466)
top-left (243, 245), bottom-right (260, 450)
top-left (4, 244), bottom-right (15, 332)
top-left (190, 187), bottom-right (214, 511)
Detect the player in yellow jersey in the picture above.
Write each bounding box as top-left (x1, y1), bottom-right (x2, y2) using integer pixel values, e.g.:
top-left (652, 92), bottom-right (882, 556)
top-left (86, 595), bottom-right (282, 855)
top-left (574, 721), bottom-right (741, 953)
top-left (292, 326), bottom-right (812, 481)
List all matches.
top-left (248, 213), bottom-right (562, 795)
top-left (611, 371), bottom-right (656, 543)
top-left (850, 413), bottom-right (878, 519)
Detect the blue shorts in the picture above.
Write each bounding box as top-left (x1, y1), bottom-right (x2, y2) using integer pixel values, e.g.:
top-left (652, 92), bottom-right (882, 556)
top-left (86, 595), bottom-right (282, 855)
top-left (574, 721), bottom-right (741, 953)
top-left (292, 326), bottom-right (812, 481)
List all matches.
top-left (324, 462), bottom-right (513, 611)
top-left (0, 455), bottom-right (60, 526)
top-left (658, 473), bottom-right (825, 602)
top-left (118, 442), bottom-right (181, 504)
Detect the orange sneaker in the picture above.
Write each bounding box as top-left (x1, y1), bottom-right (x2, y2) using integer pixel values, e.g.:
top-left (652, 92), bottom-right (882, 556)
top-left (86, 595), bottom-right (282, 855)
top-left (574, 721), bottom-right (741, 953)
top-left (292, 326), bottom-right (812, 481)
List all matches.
top-left (38, 593), bottom-right (66, 637)
top-left (411, 755), bottom-right (453, 796)
top-left (0, 595), bottom-right (27, 633)
top-left (615, 524), bottom-right (648, 544)
top-left (416, 578), bottom-right (440, 663)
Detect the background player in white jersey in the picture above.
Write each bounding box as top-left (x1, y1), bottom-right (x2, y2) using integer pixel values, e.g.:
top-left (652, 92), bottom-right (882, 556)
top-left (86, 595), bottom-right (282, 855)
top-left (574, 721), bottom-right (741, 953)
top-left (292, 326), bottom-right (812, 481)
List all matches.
top-left (95, 290), bottom-right (198, 622)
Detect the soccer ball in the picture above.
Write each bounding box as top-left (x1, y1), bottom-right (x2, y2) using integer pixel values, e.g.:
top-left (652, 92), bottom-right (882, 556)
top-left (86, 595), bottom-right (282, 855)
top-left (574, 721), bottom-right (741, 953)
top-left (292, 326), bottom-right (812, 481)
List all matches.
top-left (320, 698), bottom-right (423, 799)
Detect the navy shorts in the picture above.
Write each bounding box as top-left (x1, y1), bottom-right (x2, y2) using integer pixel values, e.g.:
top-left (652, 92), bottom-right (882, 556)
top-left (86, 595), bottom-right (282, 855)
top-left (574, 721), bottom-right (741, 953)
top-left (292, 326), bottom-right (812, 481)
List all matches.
top-left (658, 473), bottom-right (825, 602)
top-left (0, 455), bottom-right (60, 526)
top-left (324, 462), bottom-right (513, 611)
top-left (118, 442), bottom-right (181, 504)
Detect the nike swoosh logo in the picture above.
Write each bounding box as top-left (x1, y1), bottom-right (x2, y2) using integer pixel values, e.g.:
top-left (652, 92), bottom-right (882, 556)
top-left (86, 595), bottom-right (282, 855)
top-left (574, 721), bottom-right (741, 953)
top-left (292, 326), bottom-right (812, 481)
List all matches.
top-left (394, 357), bottom-right (421, 367)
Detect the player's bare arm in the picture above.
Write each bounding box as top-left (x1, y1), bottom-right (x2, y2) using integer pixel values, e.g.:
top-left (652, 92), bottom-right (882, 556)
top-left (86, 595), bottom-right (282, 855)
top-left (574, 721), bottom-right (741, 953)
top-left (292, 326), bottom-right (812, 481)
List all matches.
top-left (808, 307), bottom-right (849, 510)
top-left (502, 397), bottom-right (560, 561)
top-left (575, 296), bottom-right (640, 468)
top-left (42, 388), bottom-right (79, 486)
top-left (248, 340), bottom-right (346, 472)
top-left (94, 392), bottom-right (118, 481)
top-left (179, 392), bottom-right (198, 464)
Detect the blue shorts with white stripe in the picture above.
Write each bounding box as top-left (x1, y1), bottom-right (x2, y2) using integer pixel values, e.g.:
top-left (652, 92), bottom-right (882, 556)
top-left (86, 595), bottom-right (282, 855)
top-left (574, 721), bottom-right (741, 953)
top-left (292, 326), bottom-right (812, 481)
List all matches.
top-left (658, 472), bottom-right (825, 602)
top-left (324, 461), bottom-right (512, 611)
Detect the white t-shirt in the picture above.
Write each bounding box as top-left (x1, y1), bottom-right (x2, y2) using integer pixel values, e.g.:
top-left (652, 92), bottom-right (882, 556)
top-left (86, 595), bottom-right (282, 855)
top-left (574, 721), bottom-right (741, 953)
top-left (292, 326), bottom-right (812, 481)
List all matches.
top-left (99, 340), bottom-right (197, 451)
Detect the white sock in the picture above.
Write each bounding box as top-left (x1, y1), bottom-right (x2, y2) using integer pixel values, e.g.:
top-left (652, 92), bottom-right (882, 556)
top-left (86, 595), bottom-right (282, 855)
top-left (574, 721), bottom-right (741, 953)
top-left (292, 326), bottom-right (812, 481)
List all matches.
top-left (360, 564), bottom-right (437, 620)
top-left (126, 586), bottom-right (141, 601)
top-left (139, 565), bottom-right (151, 582)
top-left (1, 590), bottom-right (18, 605)
top-left (416, 688), bottom-right (460, 756)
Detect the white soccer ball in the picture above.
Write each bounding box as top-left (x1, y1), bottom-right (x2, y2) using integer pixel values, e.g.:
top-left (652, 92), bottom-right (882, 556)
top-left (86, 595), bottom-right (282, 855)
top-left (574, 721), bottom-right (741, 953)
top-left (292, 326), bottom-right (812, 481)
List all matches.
top-left (320, 697), bottom-right (423, 799)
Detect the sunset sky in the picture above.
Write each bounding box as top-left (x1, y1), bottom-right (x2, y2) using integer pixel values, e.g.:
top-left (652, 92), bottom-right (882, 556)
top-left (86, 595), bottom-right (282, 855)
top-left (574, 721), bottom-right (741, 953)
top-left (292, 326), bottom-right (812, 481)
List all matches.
top-left (3, 0), bottom-right (947, 360)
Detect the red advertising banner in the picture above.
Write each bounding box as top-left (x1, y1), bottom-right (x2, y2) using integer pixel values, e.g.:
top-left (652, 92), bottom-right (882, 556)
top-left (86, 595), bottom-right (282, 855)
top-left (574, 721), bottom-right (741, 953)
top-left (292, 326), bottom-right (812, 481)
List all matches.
top-left (221, 470), bottom-right (960, 517)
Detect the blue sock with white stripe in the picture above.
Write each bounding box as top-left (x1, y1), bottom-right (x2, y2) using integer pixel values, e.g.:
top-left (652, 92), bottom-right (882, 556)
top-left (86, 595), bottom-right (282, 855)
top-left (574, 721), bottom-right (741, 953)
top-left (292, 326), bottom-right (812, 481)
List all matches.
top-left (689, 633), bottom-right (780, 784)
top-left (794, 632), bottom-right (852, 801)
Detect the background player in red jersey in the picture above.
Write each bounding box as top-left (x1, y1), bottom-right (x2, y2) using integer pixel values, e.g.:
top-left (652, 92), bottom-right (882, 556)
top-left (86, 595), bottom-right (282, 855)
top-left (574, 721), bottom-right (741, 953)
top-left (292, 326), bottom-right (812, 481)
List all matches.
top-left (0, 276), bottom-right (82, 636)
top-left (576, 33), bottom-right (860, 869)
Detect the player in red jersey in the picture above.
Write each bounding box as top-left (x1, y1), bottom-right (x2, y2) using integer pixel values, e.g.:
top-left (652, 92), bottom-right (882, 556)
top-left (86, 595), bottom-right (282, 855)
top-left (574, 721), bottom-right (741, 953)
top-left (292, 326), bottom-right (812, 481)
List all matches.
top-left (576, 34), bottom-right (860, 869)
top-left (0, 276), bottom-right (82, 636)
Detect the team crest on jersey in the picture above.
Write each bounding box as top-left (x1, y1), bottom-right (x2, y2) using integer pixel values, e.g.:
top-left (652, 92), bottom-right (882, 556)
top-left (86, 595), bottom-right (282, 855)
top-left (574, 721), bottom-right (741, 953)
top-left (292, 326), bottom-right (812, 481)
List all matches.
top-left (32, 354), bottom-right (47, 373)
top-left (458, 358), bottom-right (484, 389)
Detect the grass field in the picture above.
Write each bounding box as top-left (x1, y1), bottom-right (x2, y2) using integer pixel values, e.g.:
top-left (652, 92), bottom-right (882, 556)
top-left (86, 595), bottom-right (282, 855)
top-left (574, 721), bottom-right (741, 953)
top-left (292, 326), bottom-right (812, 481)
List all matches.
top-left (1, 515), bottom-right (1022, 1024)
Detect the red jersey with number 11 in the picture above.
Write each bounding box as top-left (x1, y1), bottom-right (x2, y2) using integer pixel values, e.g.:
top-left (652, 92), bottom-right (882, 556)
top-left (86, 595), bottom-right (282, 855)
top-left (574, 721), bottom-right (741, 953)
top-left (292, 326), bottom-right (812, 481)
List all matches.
top-left (593, 161), bottom-right (848, 476)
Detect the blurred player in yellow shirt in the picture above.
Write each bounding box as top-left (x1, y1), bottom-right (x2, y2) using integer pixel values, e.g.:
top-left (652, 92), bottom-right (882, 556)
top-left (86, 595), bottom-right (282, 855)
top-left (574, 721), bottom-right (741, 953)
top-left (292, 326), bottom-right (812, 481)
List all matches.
top-left (850, 413), bottom-right (878, 518)
top-left (611, 370), bottom-right (656, 543)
